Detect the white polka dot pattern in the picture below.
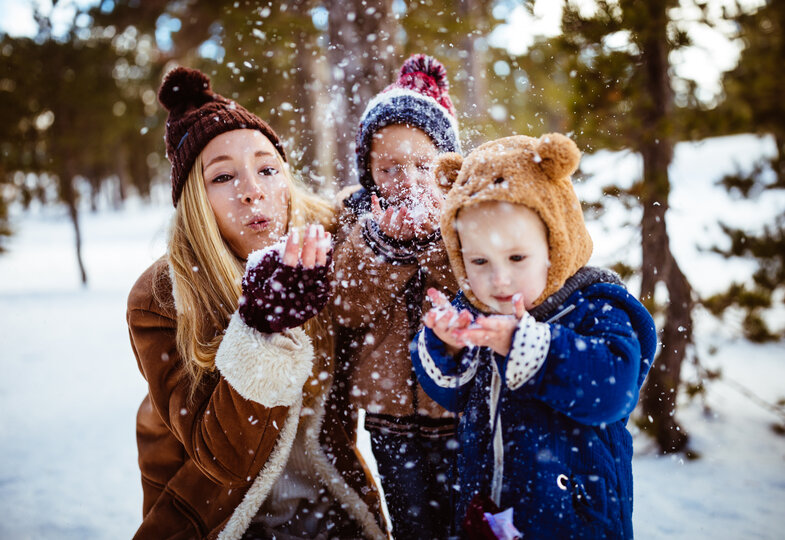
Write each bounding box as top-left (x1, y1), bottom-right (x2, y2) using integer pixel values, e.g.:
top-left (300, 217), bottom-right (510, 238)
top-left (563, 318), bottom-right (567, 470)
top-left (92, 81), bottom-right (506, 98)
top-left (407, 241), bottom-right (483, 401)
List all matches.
top-left (506, 312), bottom-right (551, 390)
top-left (417, 330), bottom-right (480, 389)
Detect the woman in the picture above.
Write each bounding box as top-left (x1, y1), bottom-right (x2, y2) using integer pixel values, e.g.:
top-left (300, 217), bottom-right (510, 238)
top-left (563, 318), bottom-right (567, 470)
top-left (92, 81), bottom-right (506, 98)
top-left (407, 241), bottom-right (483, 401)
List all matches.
top-left (127, 67), bottom-right (386, 539)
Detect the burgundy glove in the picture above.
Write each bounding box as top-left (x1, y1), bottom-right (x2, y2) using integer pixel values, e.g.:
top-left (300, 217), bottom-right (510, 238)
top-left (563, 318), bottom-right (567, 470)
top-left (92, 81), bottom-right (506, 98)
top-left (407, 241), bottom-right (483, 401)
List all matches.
top-left (463, 493), bottom-right (502, 540)
top-left (239, 248), bottom-right (332, 334)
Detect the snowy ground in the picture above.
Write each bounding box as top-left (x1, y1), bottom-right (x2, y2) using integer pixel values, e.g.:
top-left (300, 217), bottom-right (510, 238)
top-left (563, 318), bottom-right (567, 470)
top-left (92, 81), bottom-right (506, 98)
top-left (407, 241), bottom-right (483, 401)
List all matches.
top-left (0, 134), bottom-right (783, 539)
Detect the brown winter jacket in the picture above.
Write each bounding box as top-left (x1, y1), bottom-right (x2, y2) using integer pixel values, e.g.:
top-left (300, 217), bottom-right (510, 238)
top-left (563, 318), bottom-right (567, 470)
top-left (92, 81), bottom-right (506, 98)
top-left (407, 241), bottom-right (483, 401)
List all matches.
top-left (332, 188), bottom-right (458, 419)
top-left (127, 258), bottom-right (387, 540)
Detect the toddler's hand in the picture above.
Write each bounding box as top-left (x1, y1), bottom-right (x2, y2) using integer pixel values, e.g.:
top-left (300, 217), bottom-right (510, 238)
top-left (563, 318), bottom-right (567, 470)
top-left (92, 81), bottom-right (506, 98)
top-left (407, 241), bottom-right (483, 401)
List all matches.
top-left (456, 294), bottom-right (527, 357)
top-left (371, 194), bottom-right (416, 241)
top-left (422, 287), bottom-right (474, 355)
top-left (407, 186), bottom-right (443, 239)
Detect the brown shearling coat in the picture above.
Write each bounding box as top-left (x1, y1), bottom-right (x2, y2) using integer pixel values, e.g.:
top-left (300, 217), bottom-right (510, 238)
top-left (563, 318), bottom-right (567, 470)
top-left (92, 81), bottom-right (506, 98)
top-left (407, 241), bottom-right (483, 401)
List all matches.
top-left (128, 258), bottom-right (386, 540)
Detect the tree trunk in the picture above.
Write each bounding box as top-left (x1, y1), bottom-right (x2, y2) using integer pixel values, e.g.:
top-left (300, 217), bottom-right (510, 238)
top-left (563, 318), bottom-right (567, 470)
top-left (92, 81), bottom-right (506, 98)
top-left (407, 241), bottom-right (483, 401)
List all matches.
top-left (633, 0), bottom-right (693, 453)
top-left (774, 132), bottom-right (785, 188)
top-left (116, 145), bottom-right (130, 209)
top-left (288, 0), bottom-right (321, 184)
top-left (61, 173), bottom-right (88, 285)
top-left (326, 0), bottom-right (396, 187)
top-left (308, 55), bottom-right (337, 190)
top-left (775, 2), bottom-right (785, 188)
top-left (639, 197), bottom-right (692, 453)
top-left (458, 0), bottom-right (489, 148)
top-left (293, 37), bottom-right (320, 183)
top-left (89, 179), bottom-right (99, 212)
top-left (129, 144), bottom-right (151, 201)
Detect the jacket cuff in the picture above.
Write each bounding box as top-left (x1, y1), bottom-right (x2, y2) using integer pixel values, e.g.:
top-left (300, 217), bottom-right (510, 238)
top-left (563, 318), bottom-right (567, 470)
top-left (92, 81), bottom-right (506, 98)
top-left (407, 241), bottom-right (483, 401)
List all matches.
top-left (215, 312), bottom-right (314, 407)
top-left (506, 312), bottom-right (550, 390)
top-left (416, 328), bottom-right (478, 389)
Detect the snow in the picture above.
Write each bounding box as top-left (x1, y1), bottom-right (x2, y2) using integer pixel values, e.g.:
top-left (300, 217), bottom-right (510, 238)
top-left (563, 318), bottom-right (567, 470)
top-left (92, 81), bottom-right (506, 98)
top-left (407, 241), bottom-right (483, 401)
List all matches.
top-left (0, 203), bottom-right (171, 539)
top-left (578, 133), bottom-right (785, 299)
top-left (633, 334), bottom-right (785, 539)
top-left (1, 134), bottom-right (784, 538)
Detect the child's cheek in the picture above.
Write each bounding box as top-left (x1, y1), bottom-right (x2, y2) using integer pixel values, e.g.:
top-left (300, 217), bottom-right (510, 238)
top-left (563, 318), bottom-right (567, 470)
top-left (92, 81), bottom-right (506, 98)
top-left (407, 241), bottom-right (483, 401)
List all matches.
top-left (469, 275), bottom-right (489, 308)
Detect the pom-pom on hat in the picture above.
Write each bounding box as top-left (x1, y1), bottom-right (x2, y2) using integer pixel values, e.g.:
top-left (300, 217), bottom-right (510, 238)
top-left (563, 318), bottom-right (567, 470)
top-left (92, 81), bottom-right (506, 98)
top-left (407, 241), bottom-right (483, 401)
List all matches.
top-left (355, 54), bottom-right (461, 192)
top-left (158, 66), bottom-right (287, 206)
top-left (437, 133), bottom-right (593, 311)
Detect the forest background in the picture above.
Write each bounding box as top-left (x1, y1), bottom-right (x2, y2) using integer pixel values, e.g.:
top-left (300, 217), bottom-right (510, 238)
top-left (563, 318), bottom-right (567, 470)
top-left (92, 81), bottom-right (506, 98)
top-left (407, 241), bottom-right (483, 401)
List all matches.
top-left (0, 0), bottom-right (783, 500)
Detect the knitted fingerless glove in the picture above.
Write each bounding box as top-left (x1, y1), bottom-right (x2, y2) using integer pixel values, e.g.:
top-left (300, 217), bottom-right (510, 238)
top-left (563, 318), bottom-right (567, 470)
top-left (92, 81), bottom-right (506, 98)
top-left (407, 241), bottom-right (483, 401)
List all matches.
top-left (239, 248), bottom-right (332, 334)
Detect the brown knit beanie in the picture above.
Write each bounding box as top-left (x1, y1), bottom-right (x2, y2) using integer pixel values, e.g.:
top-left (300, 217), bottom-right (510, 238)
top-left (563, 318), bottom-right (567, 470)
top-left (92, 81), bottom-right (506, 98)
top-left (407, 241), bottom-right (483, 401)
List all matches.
top-left (158, 67), bottom-right (287, 206)
top-left (436, 133), bottom-right (593, 311)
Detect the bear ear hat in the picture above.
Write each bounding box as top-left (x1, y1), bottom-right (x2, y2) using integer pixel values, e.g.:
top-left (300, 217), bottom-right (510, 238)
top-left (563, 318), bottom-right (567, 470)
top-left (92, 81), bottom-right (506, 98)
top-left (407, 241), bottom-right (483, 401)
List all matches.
top-left (434, 152), bottom-right (463, 191)
top-left (536, 132), bottom-right (581, 181)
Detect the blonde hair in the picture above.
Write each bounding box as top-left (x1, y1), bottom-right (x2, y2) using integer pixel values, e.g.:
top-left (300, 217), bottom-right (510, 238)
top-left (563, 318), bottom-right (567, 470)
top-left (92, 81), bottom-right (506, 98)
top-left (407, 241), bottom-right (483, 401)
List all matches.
top-left (163, 149), bottom-right (335, 398)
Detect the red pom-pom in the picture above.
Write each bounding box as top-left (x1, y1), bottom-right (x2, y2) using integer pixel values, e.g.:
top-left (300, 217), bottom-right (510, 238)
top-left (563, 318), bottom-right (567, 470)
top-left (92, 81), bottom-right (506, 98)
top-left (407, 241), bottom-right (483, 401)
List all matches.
top-left (158, 67), bottom-right (212, 113)
top-left (399, 54), bottom-right (449, 92)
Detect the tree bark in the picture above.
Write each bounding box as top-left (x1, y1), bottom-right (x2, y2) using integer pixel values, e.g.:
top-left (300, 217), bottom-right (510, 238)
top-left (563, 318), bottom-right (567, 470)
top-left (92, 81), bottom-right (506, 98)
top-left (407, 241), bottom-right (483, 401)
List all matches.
top-left (293, 38), bottom-right (327, 185)
top-left (325, 0), bottom-right (396, 187)
top-left (61, 171), bottom-right (88, 285)
top-left (774, 132), bottom-right (785, 188)
top-left (639, 194), bottom-right (692, 453)
top-left (633, 0), bottom-right (693, 453)
top-left (115, 145), bottom-right (130, 209)
top-left (458, 0), bottom-right (489, 148)
top-left (287, 0), bottom-right (321, 184)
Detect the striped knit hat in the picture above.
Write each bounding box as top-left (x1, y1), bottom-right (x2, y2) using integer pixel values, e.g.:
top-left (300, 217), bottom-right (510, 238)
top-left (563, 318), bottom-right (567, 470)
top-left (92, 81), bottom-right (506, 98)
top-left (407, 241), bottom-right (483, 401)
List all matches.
top-left (355, 54), bottom-right (461, 192)
top-left (158, 67), bottom-right (287, 206)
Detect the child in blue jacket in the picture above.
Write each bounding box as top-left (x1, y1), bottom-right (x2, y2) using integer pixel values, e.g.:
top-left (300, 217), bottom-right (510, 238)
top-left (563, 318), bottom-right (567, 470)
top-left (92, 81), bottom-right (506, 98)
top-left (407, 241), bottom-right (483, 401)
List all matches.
top-left (410, 133), bottom-right (657, 539)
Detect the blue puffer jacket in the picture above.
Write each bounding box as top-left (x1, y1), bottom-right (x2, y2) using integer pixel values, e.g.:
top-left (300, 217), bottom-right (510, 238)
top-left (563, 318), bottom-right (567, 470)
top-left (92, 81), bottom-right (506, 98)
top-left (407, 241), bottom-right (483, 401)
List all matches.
top-left (411, 268), bottom-right (657, 539)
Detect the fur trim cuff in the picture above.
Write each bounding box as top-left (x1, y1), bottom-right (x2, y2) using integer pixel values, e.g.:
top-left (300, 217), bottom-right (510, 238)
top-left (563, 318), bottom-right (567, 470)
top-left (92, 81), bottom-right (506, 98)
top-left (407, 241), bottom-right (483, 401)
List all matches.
top-left (304, 400), bottom-right (388, 539)
top-left (217, 400), bottom-right (302, 540)
top-left (215, 312), bottom-right (314, 407)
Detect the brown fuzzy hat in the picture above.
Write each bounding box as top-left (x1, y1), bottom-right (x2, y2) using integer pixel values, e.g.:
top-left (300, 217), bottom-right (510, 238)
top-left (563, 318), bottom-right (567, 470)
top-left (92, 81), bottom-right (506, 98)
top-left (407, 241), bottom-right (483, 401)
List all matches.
top-left (436, 133), bottom-right (593, 311)
top-left (158, 67), bottom-right (287, 206)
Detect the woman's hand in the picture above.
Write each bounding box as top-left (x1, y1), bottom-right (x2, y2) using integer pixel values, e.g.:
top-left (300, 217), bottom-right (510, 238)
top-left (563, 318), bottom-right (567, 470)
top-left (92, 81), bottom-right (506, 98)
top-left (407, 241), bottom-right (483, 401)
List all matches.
top-left (282, 223), bottom-right (331, 268)
top-left (422, 287), bottom-right (474, 355)
top-left (456, 294), bottom-right (527, 357)
top-left (239, 224), bottom-right (333, 334)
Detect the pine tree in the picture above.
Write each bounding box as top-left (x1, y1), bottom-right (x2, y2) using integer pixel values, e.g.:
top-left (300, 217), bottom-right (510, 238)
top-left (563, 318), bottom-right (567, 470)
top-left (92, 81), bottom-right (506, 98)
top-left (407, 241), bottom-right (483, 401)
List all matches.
top-left (702, 0), bottom-right (785, 342)
top-left (0, 4), bottom-right (164, 280)
top-left (546, 0), bottom-right (699, 453)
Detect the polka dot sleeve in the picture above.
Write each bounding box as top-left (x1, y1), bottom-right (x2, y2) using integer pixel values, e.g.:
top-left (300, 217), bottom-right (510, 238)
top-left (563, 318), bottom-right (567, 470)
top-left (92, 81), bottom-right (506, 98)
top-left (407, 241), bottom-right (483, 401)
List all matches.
top-left (506, 312), bottom-right (551, 390)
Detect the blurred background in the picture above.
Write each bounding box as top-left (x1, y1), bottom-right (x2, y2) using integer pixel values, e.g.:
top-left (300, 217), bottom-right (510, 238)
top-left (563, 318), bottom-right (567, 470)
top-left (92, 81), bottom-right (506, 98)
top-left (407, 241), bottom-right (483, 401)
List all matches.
top-left (0, 0), bottom-right (783, 538)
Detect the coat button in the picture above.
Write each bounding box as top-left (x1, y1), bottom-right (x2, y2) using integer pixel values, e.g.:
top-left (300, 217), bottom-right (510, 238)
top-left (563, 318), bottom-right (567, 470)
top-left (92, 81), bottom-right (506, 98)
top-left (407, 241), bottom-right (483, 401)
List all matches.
top-left (557, 474), bottom-right (569, 490)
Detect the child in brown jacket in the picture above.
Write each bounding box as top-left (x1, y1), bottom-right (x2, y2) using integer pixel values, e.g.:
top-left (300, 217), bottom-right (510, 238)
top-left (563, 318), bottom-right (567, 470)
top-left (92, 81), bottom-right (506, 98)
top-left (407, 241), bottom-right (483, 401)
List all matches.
top-left (332, 55), bottom-right (461, 539)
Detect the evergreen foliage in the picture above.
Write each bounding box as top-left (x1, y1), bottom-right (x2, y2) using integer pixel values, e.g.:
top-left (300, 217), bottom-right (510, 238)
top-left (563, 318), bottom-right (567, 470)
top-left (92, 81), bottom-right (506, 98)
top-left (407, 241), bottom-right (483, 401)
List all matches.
top-left (0, 0), bottom-right (781, 452)
top-left (705, 0), bottom-right (785, 342)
